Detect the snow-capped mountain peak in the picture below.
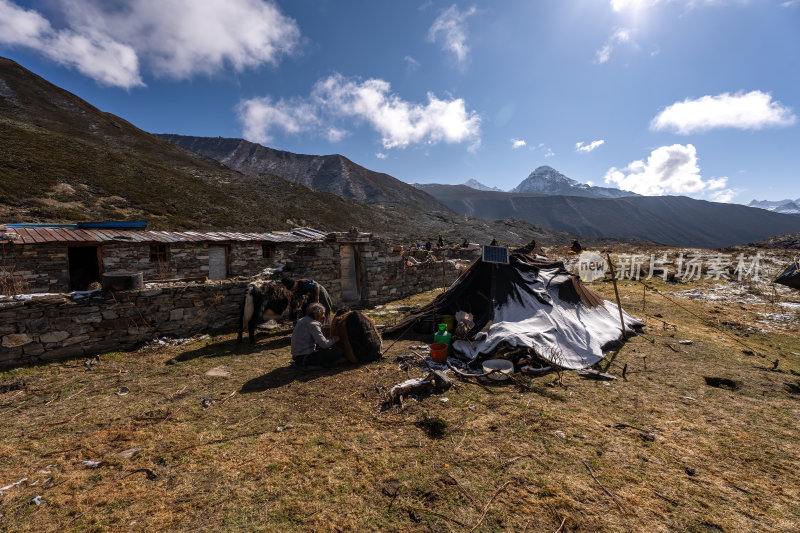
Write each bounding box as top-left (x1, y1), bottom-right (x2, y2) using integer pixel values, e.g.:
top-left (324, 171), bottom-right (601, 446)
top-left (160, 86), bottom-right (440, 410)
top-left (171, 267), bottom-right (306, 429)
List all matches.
top-left (510, 166), bottom-right (636, 198)
top-left (463, 178), bottom-right (503, 192)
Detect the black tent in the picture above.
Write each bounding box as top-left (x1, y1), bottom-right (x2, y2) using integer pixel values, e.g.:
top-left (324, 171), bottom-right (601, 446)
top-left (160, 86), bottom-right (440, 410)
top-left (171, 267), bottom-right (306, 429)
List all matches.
top-left (775, 259), bottom-right (800, 290)
top-left (386, 246), bottom-right (642, 369)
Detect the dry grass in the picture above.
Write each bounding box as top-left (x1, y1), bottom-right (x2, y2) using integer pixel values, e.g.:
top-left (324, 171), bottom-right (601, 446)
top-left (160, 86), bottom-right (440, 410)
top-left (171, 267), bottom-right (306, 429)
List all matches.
top-left (1, 262), bottom-right (800, 532)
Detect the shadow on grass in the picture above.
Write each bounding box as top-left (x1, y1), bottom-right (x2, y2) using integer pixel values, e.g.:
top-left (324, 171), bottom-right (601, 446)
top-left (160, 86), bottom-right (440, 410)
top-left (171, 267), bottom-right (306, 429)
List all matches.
top-left (169, 333), bottom-right (291, 363)
top-left (239, 364), bottom-right (355, 393)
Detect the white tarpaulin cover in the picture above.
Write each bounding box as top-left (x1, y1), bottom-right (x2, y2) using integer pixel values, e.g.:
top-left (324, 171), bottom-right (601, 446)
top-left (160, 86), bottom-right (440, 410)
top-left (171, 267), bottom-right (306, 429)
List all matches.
top-left (385, 245), bottom-right (643, 370)
top-left (452, 265), bottom-right (642, 369)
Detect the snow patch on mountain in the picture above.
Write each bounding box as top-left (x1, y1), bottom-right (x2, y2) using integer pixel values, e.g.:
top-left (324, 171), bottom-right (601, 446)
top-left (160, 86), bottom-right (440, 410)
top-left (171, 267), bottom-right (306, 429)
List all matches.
top-left (749, 199), bottom-right (800, 215)
top-left (511, 166), bottom-right (637, 198)
top-left (463, 179), bottom-right (502, 192)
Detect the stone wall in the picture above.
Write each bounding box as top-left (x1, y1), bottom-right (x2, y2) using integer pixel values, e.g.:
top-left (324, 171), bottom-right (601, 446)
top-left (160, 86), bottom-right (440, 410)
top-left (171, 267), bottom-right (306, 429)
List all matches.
top-left (1, 238), bottom-right (479, 367)
top-left (1, 242), bottom-right (68, 294)
top-left (0, 281), bottom-right (247, 367)
top-left (1, 241), bottom-right (299, 294)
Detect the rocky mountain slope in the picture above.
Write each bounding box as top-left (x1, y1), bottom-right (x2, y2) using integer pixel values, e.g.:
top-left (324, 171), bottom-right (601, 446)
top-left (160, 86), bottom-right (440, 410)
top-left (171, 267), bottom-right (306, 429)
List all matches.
top-left (744, 232), bottom-right (800, 250)
top-left (156, 134), bottom-right (442, 212)
top-left (418, 184), bottom-right (800, 249)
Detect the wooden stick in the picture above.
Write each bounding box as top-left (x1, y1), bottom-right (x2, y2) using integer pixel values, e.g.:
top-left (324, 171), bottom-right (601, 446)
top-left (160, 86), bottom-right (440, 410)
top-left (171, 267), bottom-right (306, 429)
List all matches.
top-left (606, 254), bottom-right (627, 340)
top-left (470, 480), bottom-right (513, 532)
top-left (581, 459), bottom-right (624, 512)
top-left (554, 516), bottom-right (567, 533)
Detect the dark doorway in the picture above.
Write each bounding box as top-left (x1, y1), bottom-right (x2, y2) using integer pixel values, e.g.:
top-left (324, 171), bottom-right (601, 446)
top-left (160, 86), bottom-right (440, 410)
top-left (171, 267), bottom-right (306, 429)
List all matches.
top-left (68, 246), bottom-right (101, 291)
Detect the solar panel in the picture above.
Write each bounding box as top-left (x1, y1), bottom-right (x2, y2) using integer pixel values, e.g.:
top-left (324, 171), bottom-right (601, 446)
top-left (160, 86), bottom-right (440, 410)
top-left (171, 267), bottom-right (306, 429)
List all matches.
top-left (482, 245), bottom-right (509, 264)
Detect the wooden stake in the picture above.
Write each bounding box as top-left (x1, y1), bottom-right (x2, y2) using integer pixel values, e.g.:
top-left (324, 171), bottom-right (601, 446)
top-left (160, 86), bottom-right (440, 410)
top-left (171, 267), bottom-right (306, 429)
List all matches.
top-left (606, 254), bottom-right (627, 340)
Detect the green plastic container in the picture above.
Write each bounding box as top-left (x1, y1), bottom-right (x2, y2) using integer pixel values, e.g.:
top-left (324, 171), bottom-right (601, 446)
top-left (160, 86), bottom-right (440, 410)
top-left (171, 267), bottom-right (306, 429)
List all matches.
top-left (433, 323), bottom-right (452, 357)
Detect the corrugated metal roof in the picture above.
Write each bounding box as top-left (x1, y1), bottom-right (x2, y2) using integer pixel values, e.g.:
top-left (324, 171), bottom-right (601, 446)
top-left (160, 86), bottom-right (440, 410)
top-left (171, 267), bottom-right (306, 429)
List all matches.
top-left (3, 226), bottom-right (328, 245)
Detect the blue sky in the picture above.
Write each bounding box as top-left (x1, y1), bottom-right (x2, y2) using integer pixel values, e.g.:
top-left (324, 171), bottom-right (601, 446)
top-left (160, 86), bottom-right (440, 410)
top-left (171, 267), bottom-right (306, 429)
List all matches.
top-left (1, 0), bottom-right (798, 203)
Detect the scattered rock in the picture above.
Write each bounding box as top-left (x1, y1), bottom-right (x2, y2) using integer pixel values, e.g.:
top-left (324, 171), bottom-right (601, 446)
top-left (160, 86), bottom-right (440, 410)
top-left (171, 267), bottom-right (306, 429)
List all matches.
top-left (381, 479), bottom-right (402, 498)
top-left (408, 509), bottom-right (422, 523)
top-left (205, 366), bottom-right (232, 377)
top-left (201, 398), bottom-right (214, 409)
top-left (685, 467), bottom-right (696, 476)
top-left (115, 387), bottom-right (130, 396)
top-left (116, 447), bottom-right (142, 460)
top-left (31, 495), bottom-right (43, 506)
top-left (703, 377), bottom-right (741, 390)
top-left (638, 431), bottom-right (656, 442)
top-left (678, 340), bottom-right (693, 345)
top-left (81, 460), bottom-right (102, 468)
top-left (275, 424), bottom-right (294, 432)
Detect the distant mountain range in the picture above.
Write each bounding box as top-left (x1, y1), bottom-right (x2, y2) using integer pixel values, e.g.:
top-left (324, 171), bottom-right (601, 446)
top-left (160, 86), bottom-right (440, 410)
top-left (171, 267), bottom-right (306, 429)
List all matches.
top-left (417, 184), bottom-right (800, 249)
top-left (156, 134), bottom-right (442, 212)
top-left (511, 166), bottom-right (637, 199)
top-left (424, 167), bottom-right (636, 198)
top-left (748, 199), bottom-right (800, 215)
top-left (463, 179), bottom-right (502, 192)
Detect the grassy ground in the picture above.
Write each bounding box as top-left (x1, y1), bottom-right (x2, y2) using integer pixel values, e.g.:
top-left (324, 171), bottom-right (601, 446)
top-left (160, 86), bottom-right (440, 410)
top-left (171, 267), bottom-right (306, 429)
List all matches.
top-left (1, 253), bottom-right (799, 532)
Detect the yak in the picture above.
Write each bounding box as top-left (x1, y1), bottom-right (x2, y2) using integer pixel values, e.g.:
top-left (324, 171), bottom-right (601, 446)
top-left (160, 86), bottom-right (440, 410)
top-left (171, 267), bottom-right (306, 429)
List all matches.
top-left (238, 281), bottom-right (302, 344)
top-left (331, 309), bottom-right (382, 363)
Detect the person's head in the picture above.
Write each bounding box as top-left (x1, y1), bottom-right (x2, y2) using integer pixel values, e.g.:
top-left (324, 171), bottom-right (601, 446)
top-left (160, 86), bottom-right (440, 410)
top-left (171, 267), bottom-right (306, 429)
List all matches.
top-left (281, 277), bottom-right (296, 290)
top-left (306, 302), bottom-right (326, 320)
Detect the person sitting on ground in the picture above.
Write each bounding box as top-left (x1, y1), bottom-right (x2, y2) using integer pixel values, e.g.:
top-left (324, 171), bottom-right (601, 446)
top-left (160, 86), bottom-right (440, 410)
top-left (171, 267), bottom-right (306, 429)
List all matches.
top-left (291, 303), bottom-right (344, 368)
top-left (424, 240), bottom-right (432, 251)
top-left (281, 277), bottom-right (333, 322)
top-left (570, 240), bottom-right (583, 254)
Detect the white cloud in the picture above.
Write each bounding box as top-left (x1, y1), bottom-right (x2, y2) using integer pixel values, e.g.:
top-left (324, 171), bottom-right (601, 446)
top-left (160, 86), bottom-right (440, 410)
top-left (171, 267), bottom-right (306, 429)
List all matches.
top-left (375, 152), bottom-right (387, 160)
top-left (651, 91), bottom-right (796, 134)
top-left (782, 0), bottom-right (800, 6)
top-left (575, 139), bottom-right (605, 153)
top-left (604, 144), bottom-right (729, 197)
top-left (0, 0), bottom-right (299, 88)
top-left (709, 188), bottom-right (737, 203)
top-left (237, 96), bottom-right (318, 144)
top-left (238, 73), bottom-right (481, 150)
top-left (0, 0), bottom-right (143, 88)
top-left (428, 5), bottom-right (477, 67)
top-left (594, 28), bottom-right (633, 64)
top-left (404, 55), bottom-right (420, 71)
top-left (511, 138), bottom-right (527, 149)
top-left (543, 148), bottom-right (555, 158)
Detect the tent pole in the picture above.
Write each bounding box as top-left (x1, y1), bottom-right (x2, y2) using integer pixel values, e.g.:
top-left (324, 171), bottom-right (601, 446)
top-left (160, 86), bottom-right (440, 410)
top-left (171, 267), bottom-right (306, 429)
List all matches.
top-left (490, 264), bottom-right (497, 320)
top-left (606, 253), bottom-right (627, 340)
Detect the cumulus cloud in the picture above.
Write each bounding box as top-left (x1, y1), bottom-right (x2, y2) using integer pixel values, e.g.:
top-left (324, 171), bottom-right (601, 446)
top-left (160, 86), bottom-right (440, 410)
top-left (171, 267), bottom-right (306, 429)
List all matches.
top-left (0, 0), bottom-right (299, 88)
top-left (511, 138), bottom-right (527, 149)
top-left (375, 152), bottom-right (388, 160)
top-left (237, 96), bottom-right (318, 144)
top-left (651, 91), bottom-right (796, 134)
top-left (575, 139), bottom-right (605, 153)
top-left (238, 73), bottom-right (481, 150)
top-left (543, 148), bottom-right (555, 158)
top-left (428, 5), bottom-right (477, 66)
top-left (594, 28), bottom-right (633, 64)
top-left (0, 0), bottom-right (142, 88)
top-left (604, 144), bottom-right (729, 197)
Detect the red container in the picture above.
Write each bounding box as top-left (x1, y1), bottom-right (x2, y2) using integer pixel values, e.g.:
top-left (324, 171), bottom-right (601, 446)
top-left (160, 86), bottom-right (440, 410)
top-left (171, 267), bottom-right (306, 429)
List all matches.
top-left (429, 343), bottom-right (448, 363)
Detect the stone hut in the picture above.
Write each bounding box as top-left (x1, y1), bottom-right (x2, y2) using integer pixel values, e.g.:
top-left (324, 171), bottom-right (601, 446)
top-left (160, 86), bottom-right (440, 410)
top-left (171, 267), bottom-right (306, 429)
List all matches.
top-left (0, 223), bottom-right (327, 293)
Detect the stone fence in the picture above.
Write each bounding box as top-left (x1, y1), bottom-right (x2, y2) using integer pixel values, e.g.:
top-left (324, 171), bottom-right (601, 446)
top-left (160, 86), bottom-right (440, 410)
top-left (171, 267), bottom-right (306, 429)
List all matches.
top-left (1, 251), bottom-right (470, 367)
top-left (0, 281), bottom-right (247, 368)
